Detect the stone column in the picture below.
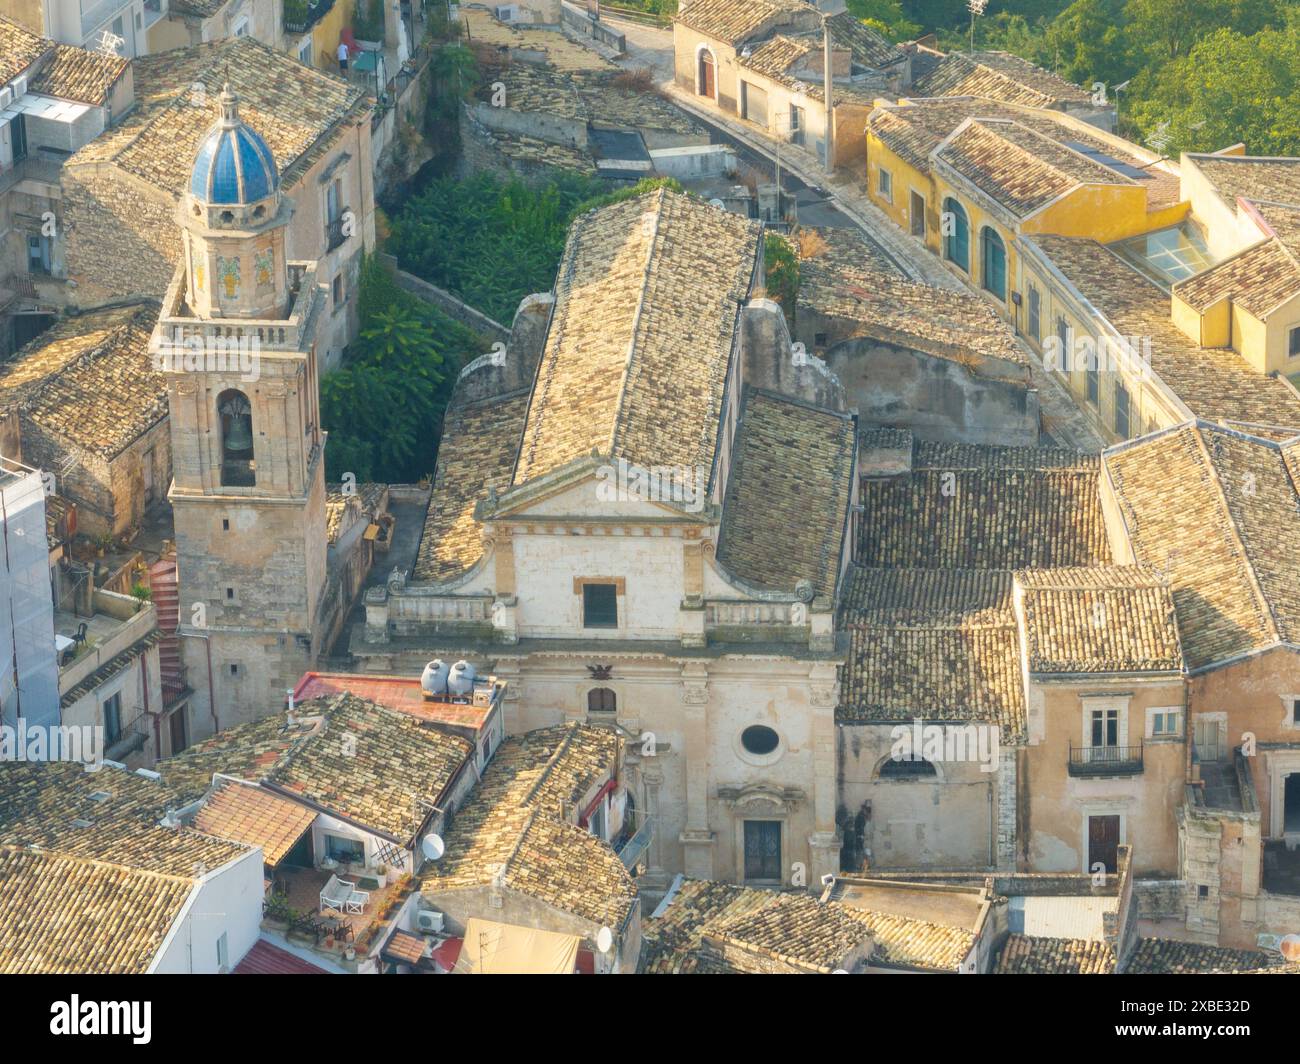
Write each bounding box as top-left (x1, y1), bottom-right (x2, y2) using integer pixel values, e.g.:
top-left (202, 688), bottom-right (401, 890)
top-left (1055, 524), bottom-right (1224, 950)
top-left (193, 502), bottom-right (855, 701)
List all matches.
top-left (640, 759), bottom-right (670, 895)
top-left (679, 663), bottom-right (715, 879)
top-left (808, 663), bottom-right (841, 886)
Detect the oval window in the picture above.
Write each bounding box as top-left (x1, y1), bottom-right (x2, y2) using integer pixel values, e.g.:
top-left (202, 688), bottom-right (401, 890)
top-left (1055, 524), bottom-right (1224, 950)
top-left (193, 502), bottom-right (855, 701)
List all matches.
top-left (740, 725), bottom-right (780, 756)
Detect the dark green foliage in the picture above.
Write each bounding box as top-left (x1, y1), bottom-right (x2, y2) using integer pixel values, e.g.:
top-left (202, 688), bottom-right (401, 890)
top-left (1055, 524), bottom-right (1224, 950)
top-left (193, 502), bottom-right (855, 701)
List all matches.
top-left (320, 256), bottom-right (481, 483)
top-left (764, 233), bottom-right (799, 327)
top-left (386, 171), bottom-right (614, 323)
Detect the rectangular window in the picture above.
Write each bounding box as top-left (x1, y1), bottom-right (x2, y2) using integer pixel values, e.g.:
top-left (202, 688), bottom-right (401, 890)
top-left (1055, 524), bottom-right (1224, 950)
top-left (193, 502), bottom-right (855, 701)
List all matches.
top-left (1293, 699), bottom-right (1300, 724)
top-left (1115, 379), bottom-right (1130, 437)
top-left (1027, 285), bottom-right (1040, 341)
top-left (332, 274), bottom-right (344, 306)
top-left (582, 583), bottom-right (618, 629)
top-left (910, 190), bottom-right (925, 238)
top-left (325, 834), bottom-right (365, 863)
top-left (1055, 316), bottom-right (1070, 375)
top-left (1149, 709), bottom-right (1180, 737)
top-left (1290, 326), bottom-right (1300, 358)
top-left (1086, 346), bottom-right (1099, 406)
top-left (1090, 708), bottom-right (1119, 748)
top-left (102, 692), bottom-right (122, 745)
top-left (216, 932), bottom-right (228, 970)
top-left (877, 167), bottom-right (892, 203)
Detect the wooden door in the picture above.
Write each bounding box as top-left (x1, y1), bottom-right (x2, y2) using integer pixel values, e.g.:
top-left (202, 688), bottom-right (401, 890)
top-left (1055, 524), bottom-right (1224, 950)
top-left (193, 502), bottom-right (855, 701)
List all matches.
top-left (1088, 815), bottom-right (1120, 874)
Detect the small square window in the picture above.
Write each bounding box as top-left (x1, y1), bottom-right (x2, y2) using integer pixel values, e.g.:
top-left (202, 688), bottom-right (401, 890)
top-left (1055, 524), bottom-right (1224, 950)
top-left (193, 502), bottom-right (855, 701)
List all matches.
top-left (229, 663), bottom-right (239, 676)
top-left (1150, 709), bottom-right (1180, 737)
top-left (582, 583), bottom-right (618, 629)
top-left (877, 168), bottom-right (892, 202)
top-left (226, 587), bottom-right (235, 600)
top-left (222, 518), bottom-right (230, 531)
top-left (1198, 884), bottom-right (1209, 899)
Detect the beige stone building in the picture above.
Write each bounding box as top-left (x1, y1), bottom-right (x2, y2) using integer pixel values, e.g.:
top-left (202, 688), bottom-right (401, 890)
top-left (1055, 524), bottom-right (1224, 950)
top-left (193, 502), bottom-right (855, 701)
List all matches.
top-left (673, 0), bottom-right (908, 168)
top-left (353, 188), bottom-right (857, 892)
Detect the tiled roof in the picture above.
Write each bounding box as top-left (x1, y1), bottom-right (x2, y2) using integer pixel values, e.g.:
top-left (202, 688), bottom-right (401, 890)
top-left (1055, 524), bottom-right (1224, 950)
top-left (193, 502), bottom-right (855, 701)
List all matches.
top-left (1031, 235), bottom-right (1300, 430)
top-left (233, 938), bottom-right (331, 974)
top-left (0, 846), bottom-right (194, 974)
top-left (674, 0), bottom-right (811, 46)
top-left (1126, 937), bottom-right (1279, 974)
top-left (994, 933), bottom-right (1115, 973)
top-left (169, 0), bottom-right (228, 17)
top-left (845, 907), bottom-right (977, 971)
top-left (935, 118), bottom-right (1131, 218)
top-left (702, 892), bottom-right (873, 973)
top-left (1188, 155), bottom-right (1300, 212)
top-left (738, 34), bottom-right (815, 81)
top-left (913, 50), bottom-right (1092, 108)
top-left (839, 607), bottom-right (1027, 738)
top-left (1014, 566), bottom-right (1184, 675)
top-left (0, 304), bottom-right (165, 458)
top-left (841, 567), bottom-right (1012, 625)
top-left (869, 97), bottom-right (1178, 209)
top-left (716, 390), bottom-right (854, 602)
top-left (191, 778), bottom-right (317, 866)
top-left (161, 694), bottom-right (474, 840)
top-left (1173, 237), bottom-right (1300, 319)
top-left (796, 227), bottom-right (1026, 368)
top-left (641, 879), bottom-right (776, 973)
top-left (86, 36), bottom-right (367, 197)
top-left (0, 13), bottom-right (49, 85)
top-left (422, 723), bottom-right (635, 927)
top-left (858, 443), bottom-right (1108, 570)
top-left (1104, 421), bottom-right (1300, 671)
top-left (412, 390), bottom-right (528, 583)
top-left (826, 11), bottom-right (900, 69)
top-left (29, 43), bottom-right (128, 105)
top-left (514, 189), bottom-right (760, 485)
top-left (0, 761), bottom-right (247, 878)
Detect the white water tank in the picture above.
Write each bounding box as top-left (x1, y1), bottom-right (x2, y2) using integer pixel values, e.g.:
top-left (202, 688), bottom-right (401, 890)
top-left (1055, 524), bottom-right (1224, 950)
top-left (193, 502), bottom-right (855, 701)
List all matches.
top-left (421, 659), bottom-right (449, 696)
top-left (448, 660), bottom-right (477, 696)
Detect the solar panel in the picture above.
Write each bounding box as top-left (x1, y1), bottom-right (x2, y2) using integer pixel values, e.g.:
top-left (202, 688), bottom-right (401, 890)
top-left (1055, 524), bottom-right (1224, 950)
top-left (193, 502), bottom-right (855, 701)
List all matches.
top-left (1062, 140), bottom-right (1151, 181)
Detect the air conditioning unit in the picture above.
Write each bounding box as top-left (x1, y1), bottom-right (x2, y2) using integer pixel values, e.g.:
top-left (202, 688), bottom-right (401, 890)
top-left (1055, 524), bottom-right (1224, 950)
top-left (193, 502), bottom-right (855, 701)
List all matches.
top-left (1257, 933), bottom-right (1283, 952)
top-left (416, 909), bottom-right (444, 933)
top-left (495, 4), bottom-right (519, 21)
top-left (0, 88), bottom-right (12, 111)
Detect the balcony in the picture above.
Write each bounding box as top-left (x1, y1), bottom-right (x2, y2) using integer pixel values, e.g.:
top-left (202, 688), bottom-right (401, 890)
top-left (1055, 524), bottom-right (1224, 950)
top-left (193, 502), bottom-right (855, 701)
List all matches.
top-left (1067, 742), bottom-right (1144, 777)
top-left (284, 0), bottom-right (335, 36)
top-left (325, 209), bottom-right (351, 253)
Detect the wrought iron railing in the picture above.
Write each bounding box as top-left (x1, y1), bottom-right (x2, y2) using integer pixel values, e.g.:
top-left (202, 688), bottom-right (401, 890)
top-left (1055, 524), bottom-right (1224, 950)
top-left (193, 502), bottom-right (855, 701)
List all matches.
top-left (615, 819), bottom-right (653, 870)
top-left (1067, 742), bottom-right (1143, 776)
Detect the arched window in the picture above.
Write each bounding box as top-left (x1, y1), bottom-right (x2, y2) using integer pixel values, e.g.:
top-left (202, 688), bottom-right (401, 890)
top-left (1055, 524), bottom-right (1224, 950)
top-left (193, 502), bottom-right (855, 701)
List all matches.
top-left (981, 226), bottom-right (1007, 300)
top-left (943, 197), bottom-right (969, 273)
top-left (218, 389), bottom-right (255, 487)
top-left (588, 687), bottom-right (616, 714)
top-left (697, 48), bottom-right (716, 99)
top-left (879, 757), bottom-right (938, 779)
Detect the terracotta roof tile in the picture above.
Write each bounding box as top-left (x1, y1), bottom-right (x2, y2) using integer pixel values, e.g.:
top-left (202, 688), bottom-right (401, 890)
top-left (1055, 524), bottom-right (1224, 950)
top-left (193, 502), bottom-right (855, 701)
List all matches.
top-left (702, 892), bottom-right (873, 972)
top-left (29, 43), bottom-right (128, 105)
top-left (914, 50), bottom-right (1092, 108)
top-left (641, 879), bottom-right (776, 973)
top-left (674, 0), bottom-right (813, 46)
top-left (716, 390), bottom-right (855, 601)
top-left (191, 779), bottom-right (317, 866)
top-left (0, 847), bottom-right (194, 974)
top-left (0, 13), bottom-right (49, 85)
top-left (413, 390), bottom-right (528, 583)
top-left (1173, 237), bottom-right (1300, 319)
top-left (514, 189), bottom-right (760, 485)
top-left (1127, 937), bottom-right (1280, 974)
top-left (994, 933), bottom-right (1115, 973)
top-left (1014, 566), bottom-right (1184, 675)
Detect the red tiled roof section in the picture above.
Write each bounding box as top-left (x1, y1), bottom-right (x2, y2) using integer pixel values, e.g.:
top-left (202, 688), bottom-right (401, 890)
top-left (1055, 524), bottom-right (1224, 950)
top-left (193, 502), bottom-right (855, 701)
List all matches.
top-left (233, 938), bottom-right (331, 974)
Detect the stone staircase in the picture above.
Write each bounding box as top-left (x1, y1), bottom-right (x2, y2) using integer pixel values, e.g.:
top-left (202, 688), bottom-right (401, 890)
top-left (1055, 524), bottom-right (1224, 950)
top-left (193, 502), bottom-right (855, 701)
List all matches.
top-left (148, 557), bottom-right (185, 706)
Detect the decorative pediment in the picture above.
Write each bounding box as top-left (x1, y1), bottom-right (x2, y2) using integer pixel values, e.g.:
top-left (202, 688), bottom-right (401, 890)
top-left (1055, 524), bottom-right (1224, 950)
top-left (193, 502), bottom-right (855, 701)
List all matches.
top-left (716, 782), bottom-right (806, 814)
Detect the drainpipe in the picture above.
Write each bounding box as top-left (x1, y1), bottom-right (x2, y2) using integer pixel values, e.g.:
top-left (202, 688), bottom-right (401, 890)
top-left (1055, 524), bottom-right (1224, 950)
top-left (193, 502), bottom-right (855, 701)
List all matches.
top-left (822, 15), bottom-right (834, 170)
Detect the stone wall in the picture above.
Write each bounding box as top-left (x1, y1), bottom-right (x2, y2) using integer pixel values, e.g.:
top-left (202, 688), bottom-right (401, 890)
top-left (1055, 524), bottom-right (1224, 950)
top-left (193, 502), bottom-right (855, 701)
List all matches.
top-left (377, 252), bottom-right (510, 344)
top-left (820, 337), bottom-right (1039, 447)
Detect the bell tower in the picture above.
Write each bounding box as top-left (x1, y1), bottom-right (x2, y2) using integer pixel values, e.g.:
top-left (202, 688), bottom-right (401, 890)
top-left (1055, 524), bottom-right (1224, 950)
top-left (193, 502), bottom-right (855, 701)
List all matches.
top-left (151, 86), bottom-right (329, 736)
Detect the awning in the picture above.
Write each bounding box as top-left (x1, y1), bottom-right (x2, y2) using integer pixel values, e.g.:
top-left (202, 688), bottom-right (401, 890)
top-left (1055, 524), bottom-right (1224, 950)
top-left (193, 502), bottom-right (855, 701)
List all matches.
top-left (454, 919), bottom-right (580, 974)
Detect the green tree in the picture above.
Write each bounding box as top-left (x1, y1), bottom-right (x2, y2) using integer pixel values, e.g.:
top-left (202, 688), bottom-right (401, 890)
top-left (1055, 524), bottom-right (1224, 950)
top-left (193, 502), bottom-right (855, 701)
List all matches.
top-left (1123, 0), bottom-right (1279, 63)
top-left (845, 0), bottom-right (922, 40)
top-left (1127, 23), bottom-right (1300, 157)
top-left (764, 233), bottom-right (799, 327)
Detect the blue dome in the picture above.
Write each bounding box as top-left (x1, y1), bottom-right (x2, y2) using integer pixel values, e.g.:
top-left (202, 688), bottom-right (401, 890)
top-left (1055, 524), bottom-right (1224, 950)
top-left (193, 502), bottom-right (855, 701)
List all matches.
top-left (189, 87), bottom-right (278, 206)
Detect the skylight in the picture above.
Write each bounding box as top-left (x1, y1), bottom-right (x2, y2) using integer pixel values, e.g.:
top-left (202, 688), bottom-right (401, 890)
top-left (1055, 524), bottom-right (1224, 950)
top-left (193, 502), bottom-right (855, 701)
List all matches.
top-left (1109, 223), bottom-right (1217, 289)
top-left (1062, 140), bottom-right (1152, 181)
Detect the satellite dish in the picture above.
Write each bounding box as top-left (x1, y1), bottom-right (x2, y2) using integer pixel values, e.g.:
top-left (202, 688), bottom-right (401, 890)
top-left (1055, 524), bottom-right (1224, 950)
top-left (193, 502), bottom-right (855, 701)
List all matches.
top-left (421, 833), bottom-right (445, 862)
top-left (709, 198), bottom-right (725, 209)
top-left (595, 926), bottom-right (614, 954)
